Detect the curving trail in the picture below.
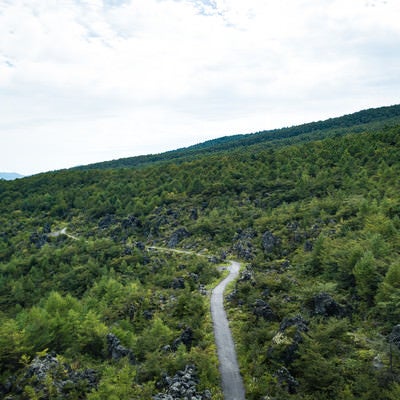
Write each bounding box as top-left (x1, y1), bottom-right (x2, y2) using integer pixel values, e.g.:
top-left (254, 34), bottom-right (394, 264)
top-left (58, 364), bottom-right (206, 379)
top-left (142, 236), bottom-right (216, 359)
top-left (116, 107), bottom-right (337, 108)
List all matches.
top-left (211, 261), bottom-right (246, 400)
top-left (145, 246), bottom-right (246, 398)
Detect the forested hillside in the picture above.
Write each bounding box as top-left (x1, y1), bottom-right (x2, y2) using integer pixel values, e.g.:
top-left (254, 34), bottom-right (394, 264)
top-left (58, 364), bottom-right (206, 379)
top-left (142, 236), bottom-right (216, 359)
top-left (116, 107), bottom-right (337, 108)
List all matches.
top-left (0, 113), bottom-right (400, 399)
top-left (73, 104), bottom-right (400, 171)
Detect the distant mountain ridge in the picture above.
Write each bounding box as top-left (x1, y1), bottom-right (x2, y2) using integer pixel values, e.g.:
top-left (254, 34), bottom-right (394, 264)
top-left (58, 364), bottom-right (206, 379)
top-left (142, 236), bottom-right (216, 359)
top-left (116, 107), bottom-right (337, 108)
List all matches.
top-left (73, 103), bottom-right (400, 171)
top-left (0, 172), bottom-right (24, 180)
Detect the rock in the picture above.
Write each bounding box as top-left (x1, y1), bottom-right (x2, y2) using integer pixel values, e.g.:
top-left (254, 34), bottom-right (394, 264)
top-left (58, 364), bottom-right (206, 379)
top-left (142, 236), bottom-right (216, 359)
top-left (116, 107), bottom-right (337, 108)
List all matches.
top-left (373, 355), bottom-right (384, 370)
top-left (262, 230), bottom-right (280, 253)
top-left (226, 289), bottom-right (238, 302)
top-left (43, 223), bottom-right (51, 234)
top-left (199, 284), bottom-right (208, 295)
top-left (172, 327), bottom-right (194, 351)
top-left (253, 299), bottom-right (277, 321)
top-left (238, 268), bottom-right (256, 286)
top-left (190, 208), bottom-right (198, 220)
top-left (153, 365), bottom-right (211, 400)
top-left (98, 214), bottom-right (117, 229)
top-left (304, 240), bottom-right (313, 252)
top-left (268, 316), bottom-right (309, 366)
top-left (279, 315), bottom-right (308, 334)
top-left (308, 292), bottom-right (344, 317)
top-left (29, 232), bottom-right (48, 248)
top-left (2, 354), bottom-right (99, 398)
top-left (171, 277), bottom-right (185, 290)
top-left (168, 228), bottom-right (190, 248)
top-left (121, 214), bottom-right (142, 229)
top-left (136, 241), bottom-right (145, 250)
top-left (274, 367), bottom-right (299, 394)
top-left (143, 310), bottom-right (154, 320)
top-left (232, 228), bottom-right (256, 260)
top-left (106, 333), bottom-right (135, 364)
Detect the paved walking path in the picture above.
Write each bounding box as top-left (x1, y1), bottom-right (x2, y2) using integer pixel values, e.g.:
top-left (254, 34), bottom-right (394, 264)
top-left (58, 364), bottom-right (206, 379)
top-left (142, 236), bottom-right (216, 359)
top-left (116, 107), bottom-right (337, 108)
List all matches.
top-left (211, 261), bottom-right (246, 400)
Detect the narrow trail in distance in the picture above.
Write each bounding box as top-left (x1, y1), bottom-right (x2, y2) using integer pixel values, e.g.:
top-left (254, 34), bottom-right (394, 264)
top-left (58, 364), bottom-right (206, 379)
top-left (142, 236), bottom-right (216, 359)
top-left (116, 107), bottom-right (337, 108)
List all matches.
top-left (211, 261), bottom-right (246, 400)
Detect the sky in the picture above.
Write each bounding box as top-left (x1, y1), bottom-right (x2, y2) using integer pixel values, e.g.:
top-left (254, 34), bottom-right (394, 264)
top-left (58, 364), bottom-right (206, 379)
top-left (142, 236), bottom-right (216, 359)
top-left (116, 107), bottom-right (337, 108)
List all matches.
top-left (1, 0), bottom-right (399, 175)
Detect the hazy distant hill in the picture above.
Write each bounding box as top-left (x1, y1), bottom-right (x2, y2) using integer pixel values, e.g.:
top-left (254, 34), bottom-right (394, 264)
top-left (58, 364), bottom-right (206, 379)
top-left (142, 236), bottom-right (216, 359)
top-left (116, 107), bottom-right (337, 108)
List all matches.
top-left (74, 103), bottom-right (400, 171)
top-left (0, 172), bottom-right (24, 180)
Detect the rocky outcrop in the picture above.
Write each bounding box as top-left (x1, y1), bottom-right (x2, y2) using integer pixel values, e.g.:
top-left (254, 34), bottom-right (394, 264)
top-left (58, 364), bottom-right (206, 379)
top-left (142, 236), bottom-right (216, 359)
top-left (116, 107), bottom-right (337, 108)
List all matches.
top-left (171, 277), bottom-right (185, 290)
top-left (106, 333), bottom-right (135, 364)
top-left (121, 214), bottom-right (142, 229)
top-left (172, 327), bottom-right (194, 351)
top-left (274, 366), bottom-right (299, 394)
top-left (0, 353), bottom-right (98, 399)
top-left (29, 232), bottom-right (48, 248)
top-left (253, 299), bottom-right (277, 321)
top-left (98, 214), bottom-right (117, 229)
top-left (232, 228), bottom-right (256, 260)
top-left (168, 228), bottom-right (190, 248)
top-left (153, 365), bottom-right (211, 400)
top-left (308, 292), bottom-right (345, 317)
top-left (268, 315), bottom-right (309, 366)
top-left (262, 230), bottom-right (280, 254)
top-left (238, 268), bottom-right (255, 284)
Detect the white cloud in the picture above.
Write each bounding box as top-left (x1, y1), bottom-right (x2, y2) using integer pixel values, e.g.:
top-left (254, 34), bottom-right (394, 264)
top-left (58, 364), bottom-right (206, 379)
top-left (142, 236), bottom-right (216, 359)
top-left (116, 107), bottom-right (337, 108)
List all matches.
top-left (0, 0), bottom-right (399, 174)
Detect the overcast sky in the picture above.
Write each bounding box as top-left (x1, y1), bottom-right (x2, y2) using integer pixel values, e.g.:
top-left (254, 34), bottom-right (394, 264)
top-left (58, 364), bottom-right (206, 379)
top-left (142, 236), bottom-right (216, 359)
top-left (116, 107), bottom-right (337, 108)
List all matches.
top-left (1, 0), bottom-right (399, 175)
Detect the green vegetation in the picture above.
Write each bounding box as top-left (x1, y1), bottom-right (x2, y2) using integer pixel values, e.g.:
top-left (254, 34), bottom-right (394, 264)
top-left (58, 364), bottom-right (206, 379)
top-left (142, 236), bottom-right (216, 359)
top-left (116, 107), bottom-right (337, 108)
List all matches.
top-left (0, 105), bottom-right (400, 398)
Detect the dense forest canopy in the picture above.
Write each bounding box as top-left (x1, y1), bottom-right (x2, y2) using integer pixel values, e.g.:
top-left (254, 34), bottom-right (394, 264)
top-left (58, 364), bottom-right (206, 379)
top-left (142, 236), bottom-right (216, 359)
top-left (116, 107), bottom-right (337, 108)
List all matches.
top-left (1, 105), bottom-right (400, 399)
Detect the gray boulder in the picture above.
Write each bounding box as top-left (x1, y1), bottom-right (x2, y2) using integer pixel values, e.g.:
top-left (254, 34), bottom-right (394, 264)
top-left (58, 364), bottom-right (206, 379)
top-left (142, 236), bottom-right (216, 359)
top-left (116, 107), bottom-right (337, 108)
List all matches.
top-left (262, 230), bottom-right (280, 253)
top-left (153, 365), bottom-right (211, 400)
top-left (168, 228), bottom-right (190, 248)
top-left (309, 292), bottom-right (344, 317)
top-left (106, 333), bottom-right (135, 364)
top-left (253, 299), bottom-right (277, 321)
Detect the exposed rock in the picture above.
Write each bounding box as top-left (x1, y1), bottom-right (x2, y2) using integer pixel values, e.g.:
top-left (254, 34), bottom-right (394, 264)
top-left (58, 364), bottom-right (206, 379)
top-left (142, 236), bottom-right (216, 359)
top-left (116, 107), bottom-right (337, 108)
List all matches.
top-left (226, 289), bottom-right (238, 302)
top-left (121, 214), bottom-right (142, 229)
top-left (238, 268), bottom-right (254, 283)
top-left (190, 208), bottom-right (198, 220)
top-left (190, 273), bottom-right (199, 282)
top-left (286, 221), bottom-right (299, 231)
top-left (143, 310), bottom-right (154, 320)
top-left (136, 241), bottom-right (146, 250)
top-left (168, 228), bottom-right (190, 248)
top-left (43, 223), bottom-right (51, 234)
top-left (262, 230), bottom-right (280, 253)
top-left (199, 284), bottom-right (208, 295)
top-left (172, 327), bottom-right (194, 351)
top-left (171, 277), bottom-right (185, 290)
top-left (153, 365), bottom-right (211, 400)
top-left (279, 315), bottom-right (309, 334)
top-left (253, 299), bottom-right (277, 321)
top-left (1, 353), bottom-right (98, 399)
top-left (106, 333), bottom-right (135, 364)
top-left (29, 232), bottom-right (48, 248)
top-left (98, 214), bottom-right (117, 229)
top-left (308, 292), bottom-right (345, 317)
top-left (274, 367), bottom-right (299, 394)
top-left (268, 316), bottom-right (309, 366)
top-left (304, 240), bottom-right (313, 252)
top-left (373, 355), bottom-right (384, 370)
top-left (232, 228), bottom-right (256, 260)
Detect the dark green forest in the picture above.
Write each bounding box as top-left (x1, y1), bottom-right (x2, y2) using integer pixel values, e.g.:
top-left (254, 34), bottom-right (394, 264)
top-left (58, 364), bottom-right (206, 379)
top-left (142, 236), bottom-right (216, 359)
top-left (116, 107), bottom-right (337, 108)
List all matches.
top-left (1, 105), bottom-right (400, 399)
